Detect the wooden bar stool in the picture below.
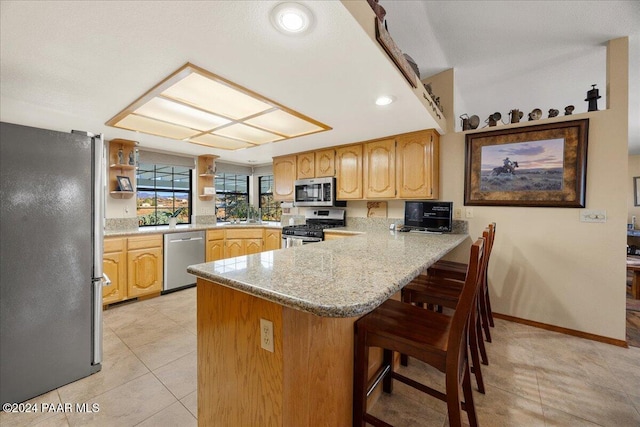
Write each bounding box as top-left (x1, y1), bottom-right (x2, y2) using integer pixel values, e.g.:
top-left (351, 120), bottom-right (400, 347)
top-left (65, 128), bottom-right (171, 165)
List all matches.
top-left (401, 228), bottom-right (492, 394)
top-left (353, 238), bottom-right (485, 427)
top-left (428, 223), bottom-right (496, 341)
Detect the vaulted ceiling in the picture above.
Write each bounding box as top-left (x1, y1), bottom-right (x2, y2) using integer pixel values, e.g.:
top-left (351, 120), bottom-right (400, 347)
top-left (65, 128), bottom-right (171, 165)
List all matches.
top-left (1, 1), bottom-right (638, 164)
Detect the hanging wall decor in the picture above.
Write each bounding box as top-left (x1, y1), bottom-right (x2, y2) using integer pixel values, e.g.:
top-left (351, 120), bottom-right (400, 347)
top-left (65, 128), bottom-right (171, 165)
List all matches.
top-left (464, 119), bottom-right (589, 207)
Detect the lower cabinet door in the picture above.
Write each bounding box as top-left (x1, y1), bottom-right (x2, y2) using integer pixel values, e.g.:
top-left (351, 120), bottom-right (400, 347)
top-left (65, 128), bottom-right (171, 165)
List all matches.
top-left (245, 239), bottom-right (263, 255)
top-left (207, 239), bottom-right (225, 262)
top-left (127, 247), bottom-right (163, 297)
top-left (225, 239), bottom-right (244, 258)
top-left (102, 251), bottom-right (126, 304)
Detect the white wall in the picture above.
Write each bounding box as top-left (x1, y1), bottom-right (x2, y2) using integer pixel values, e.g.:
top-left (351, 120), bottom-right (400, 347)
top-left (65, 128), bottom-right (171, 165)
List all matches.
top-left (438, 38), bottom-right (629, 341)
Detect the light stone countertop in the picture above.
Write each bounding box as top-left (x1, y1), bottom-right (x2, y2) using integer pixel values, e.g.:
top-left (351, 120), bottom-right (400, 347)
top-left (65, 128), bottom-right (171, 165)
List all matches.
top-left (104, 222), bottom-right (282, 237)
top-left (187, 229), bottom-right (468, 318)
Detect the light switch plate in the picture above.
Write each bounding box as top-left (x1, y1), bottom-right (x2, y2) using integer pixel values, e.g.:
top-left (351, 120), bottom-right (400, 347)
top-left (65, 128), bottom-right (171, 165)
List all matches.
top-left (580, 209), bottom-right (606, 223)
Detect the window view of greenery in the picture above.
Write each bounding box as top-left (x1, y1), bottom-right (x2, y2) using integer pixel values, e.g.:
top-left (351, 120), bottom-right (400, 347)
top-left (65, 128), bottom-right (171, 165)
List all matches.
top-left (215, 173), bottom-right (249, 222)
top-left (259, 175), bottom-right (281, 222)
top-left (136, 163), bottom-right (192, 226)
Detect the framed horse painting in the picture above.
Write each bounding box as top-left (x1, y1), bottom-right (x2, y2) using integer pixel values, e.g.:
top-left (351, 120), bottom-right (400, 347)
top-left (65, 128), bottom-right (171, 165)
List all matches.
top-left (464, 119), bottom-right (589, 207)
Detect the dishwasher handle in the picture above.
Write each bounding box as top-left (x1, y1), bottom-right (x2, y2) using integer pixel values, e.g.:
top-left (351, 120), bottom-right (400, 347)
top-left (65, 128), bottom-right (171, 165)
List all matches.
top-left (169, 236), bottom-right (204, 243)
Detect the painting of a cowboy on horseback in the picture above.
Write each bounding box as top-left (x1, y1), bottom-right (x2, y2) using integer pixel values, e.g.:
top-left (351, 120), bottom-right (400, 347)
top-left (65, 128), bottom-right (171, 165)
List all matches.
top-left (491, 157), bottom-right (519, 176)
top-left (479, 139), bottom-right (565, 191)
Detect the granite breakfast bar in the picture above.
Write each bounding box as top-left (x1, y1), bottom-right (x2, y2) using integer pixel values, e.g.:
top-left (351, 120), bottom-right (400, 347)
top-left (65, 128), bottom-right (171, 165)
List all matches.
top-left (187, 229), bottom-right (467, 426)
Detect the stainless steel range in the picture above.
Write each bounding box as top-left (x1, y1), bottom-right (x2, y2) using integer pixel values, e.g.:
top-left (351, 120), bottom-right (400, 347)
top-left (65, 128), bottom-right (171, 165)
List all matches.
top-left (282, 208), bottom-right (346, 247)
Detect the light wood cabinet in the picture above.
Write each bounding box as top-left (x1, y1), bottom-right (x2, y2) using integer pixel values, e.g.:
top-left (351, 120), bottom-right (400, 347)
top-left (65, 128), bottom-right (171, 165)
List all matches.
top-left (245, 239), bottom-right (263, 255)
top-left (197, 155), bottom-right (218, 201)
top-left (296, 152), bottom-right (315, 179)
top-left (108, 139), bottom-right (137, 199)
top-left (126, 235), bottom-right (163, 298)
top-left (103, 234), bottom-right (163, 305)
top-left (273, 155), bottom-right (297, 201)
top-left (225, 228), bottom-right (264, 258)
top-left (224, 239), bottom-right (245, 258)
top-left (335, 144), bottom-right (363, 200)
top-left (315, 148), bottom-right (335, 177)
top-left (323, 232), bottom-right (359, 240)
top-left (264, 229), bottom-right (282, 251)
top-left (396, 130), bottom-right (439, 199)
top-left (102, 238), bottom-right (126, 304)
top-left (206, 229), bottom-right (225, 262)
top-left (363, 139), bottom-right (396, 199)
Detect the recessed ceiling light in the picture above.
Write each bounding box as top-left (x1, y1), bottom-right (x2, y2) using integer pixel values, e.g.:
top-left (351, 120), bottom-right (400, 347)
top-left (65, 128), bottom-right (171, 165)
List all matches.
top-left (375, 95), bottom-right (396, 106)
top-left (271, 2), bottom-right (313, 35)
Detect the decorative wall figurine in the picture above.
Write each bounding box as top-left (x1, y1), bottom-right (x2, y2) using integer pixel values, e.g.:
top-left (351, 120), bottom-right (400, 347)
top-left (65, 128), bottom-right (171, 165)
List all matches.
top-left (509, 109), bottom-right (523, 123)
top-left (585, 84), bottom-right (601, 111)
top-left (469, 115), bottom-right (480, 129)
top-left (528, 108), bottom-right (542, 121)
top-left (128, 150), bottom-right (135, 165)
top-left (487, 112), bottom-right (501, 127)
top-left (548, 109), bottom-right (559, 118)
top-left (117, 147), bottom-right (124, 164)
top-left (564, 105), bottom-right (575, 115)
top-left (460, 114), bottom-right (471, 131)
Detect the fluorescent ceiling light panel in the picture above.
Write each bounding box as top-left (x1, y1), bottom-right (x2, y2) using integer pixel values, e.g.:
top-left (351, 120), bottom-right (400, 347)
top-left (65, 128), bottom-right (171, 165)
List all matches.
top-left (245, 109), bottom-right (324, 137)
top-left (134, 97), bottom-right (230, 131)
top-left (190, 134), bottom-right (254, 150)
top-left (115, 115), bottom-right (199, 140)
top-left (161, 73), bottom-right (272, 120)
top-left (106, 63), bottom-right (331, 150)
top-left (214, 123), bottom-right (283, 145)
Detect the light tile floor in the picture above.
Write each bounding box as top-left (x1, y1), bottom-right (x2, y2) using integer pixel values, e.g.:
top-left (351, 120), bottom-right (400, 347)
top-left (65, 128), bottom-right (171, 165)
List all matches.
top-left (2, 287), bottom-right (640, 426)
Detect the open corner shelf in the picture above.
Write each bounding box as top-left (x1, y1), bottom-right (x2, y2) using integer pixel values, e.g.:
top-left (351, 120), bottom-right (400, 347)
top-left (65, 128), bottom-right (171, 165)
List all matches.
top-left (198, 194), bottom-right (215, 200)
top-left (110, 191), bottom-right (135, 199)
top-left (110, 163), bottom-right (136, 170)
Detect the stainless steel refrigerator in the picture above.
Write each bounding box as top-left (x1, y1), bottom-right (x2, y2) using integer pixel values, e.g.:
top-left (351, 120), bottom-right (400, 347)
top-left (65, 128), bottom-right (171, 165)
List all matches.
top-left (0, 122), bottom-right (106, 405)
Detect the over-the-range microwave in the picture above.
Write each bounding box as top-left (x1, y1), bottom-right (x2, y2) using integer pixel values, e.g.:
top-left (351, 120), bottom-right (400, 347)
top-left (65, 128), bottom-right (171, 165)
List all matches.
top-left (293, 177), bottom-right (346, 207)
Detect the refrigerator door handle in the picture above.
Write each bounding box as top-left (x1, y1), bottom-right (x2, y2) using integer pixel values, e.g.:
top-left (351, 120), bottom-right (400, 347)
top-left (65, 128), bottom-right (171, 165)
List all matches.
top-left (92, 133), bottom-right (105, 366)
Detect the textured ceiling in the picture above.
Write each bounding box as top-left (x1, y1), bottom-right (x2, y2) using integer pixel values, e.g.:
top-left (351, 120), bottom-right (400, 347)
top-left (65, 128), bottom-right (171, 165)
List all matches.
top-left (1, 1), bottom-right (639, 164)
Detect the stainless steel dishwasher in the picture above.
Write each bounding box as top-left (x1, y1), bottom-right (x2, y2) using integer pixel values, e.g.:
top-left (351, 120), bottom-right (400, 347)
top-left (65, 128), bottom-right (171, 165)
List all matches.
top-left (163, 230), bottom-right (205, 292)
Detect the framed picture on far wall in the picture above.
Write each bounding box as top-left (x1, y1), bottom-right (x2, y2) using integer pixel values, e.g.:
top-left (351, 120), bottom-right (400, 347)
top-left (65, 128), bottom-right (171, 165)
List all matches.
top-left (464, 119), bottom-right (589, 207)
top-left (116, 175), bottom-right (133, 192)
top-left (634, 177), bottom-right (640, 206)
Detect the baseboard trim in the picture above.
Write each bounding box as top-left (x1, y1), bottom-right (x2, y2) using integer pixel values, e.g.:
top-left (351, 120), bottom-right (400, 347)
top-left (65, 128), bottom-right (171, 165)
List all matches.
top-left (493, 312), bottom-right (628, 348)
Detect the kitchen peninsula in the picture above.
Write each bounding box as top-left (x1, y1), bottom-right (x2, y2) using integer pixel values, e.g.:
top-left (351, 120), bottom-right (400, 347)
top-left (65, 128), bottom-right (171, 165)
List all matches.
top-left (187, 229), bottom-right (467, 426)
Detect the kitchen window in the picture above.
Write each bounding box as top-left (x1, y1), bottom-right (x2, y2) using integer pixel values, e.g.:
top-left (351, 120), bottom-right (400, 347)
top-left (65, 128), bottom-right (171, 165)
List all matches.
top-left (259, 175), bottom-right (281, 222)
top-left (215, 173), bottom-right (249, 222)
top-left (136, 163), bottom-right (192, 226)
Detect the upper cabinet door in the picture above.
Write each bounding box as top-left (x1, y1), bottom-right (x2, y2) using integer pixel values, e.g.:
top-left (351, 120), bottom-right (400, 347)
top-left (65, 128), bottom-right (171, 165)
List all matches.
top-left (315, 149), bottom-right (335, 177)
top-left (296, 152), bottom-right (315, 179)
top-left (335, 144), bottom-right (363, 200)
top-left (396, 130), bottom-right (439, 199)
top-left (273, 155), bottom-right (297, 201)
top-left (363, 139), bottom-right (396, 199)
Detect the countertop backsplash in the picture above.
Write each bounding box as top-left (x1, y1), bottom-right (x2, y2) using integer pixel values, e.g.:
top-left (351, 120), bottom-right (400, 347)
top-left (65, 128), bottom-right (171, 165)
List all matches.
top-left (345, 216), bottom-right (468, 234)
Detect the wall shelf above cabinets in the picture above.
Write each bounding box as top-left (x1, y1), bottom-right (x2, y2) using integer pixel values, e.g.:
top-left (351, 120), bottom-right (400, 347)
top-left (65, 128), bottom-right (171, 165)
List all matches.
top-left (108, 138), bottom-right (138, 199)
top-left (197, 155), bottom-right (219, 200)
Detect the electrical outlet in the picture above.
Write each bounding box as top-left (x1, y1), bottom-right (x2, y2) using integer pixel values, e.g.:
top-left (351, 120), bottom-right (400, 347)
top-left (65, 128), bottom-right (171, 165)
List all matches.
top-left (454, 208), bottom-right (462, 219)
top-left (465, 208), bottom-right (474, 218)
top-left (260, 318), bottom-right (274, 352)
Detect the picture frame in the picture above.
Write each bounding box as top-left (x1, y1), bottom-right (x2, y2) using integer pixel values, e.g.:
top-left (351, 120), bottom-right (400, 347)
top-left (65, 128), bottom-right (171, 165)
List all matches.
top-left (464, 119), bottom-right (589, 207)
top-left (634, 177), bottom-right (640, 206)
top-left (116, 175), bottom-right (133, 192)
